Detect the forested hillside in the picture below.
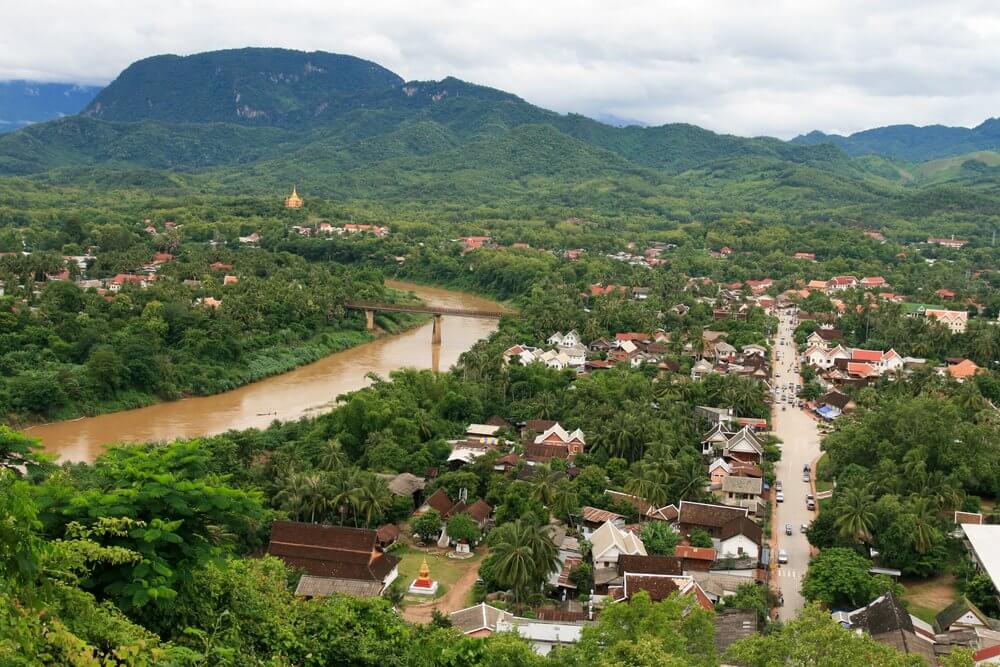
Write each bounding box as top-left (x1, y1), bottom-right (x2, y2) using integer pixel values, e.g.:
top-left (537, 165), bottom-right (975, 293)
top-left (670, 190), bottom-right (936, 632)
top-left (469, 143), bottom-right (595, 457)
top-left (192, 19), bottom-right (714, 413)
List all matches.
top-left (794, 117), bottom-right (1000, 161)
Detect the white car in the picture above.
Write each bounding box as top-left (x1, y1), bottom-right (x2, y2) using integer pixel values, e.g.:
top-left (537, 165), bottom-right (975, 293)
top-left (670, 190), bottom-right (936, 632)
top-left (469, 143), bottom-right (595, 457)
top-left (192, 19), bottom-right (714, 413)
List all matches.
top-left (776, 491), bottom-right (784, 502)
top-left (777, 549), bottom-right (788, 564)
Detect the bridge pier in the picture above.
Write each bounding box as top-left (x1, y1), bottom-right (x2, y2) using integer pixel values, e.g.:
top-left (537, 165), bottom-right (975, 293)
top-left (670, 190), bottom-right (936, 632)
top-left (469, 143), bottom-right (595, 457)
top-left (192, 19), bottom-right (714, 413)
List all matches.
top-left (365, 309), bottom-right (375, 331)
top-left (431, 314), bottom-right (442, 344)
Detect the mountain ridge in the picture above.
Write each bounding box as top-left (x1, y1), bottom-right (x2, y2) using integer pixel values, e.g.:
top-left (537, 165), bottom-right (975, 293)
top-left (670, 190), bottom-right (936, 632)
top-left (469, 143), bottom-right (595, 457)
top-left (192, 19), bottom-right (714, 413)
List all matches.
top-left (792, 118), bottom-right (1000, 161)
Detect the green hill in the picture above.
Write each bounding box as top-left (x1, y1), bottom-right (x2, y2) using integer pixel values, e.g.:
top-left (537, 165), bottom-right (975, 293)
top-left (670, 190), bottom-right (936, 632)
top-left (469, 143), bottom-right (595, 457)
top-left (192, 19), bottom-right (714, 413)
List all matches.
top-left (792, 118), bottom-right (1000, 161)
top-left (83, 48), bottom-right (403, 126)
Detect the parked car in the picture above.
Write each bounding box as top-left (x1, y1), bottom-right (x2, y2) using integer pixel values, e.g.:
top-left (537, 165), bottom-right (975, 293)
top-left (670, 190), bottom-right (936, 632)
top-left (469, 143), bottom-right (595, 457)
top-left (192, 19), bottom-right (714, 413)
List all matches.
top-left (776, 491), bottom-right (784, 502)
top-left (785, 523), bottom-right (792, 535)
top-left (775, 480), bottom-right (782, 491)
top-left (777, 549), bottom-right (788, 564)
top-left (802, 473), bottom-right (810, 483)
top-left (807, 499), bottom-right (816, 511)
top-left (801, 523), bottom-right (809, 533)
top-left (802, 463), bottom-right (811, 472)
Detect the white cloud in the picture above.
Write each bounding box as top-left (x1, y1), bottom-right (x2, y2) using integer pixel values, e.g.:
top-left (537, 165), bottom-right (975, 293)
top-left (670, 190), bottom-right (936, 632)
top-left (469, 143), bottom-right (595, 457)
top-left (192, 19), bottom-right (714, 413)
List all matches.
top-left (1, 0), bottom-right (999, 137)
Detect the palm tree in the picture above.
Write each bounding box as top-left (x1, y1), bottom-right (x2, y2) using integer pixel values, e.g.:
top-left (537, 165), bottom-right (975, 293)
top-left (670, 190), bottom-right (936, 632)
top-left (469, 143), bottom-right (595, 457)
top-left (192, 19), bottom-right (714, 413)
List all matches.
top-left (530, 464), bottom-right (562, 507)
top-left (355, 475), bottom-right (392, 528)
top-left (625, 465), bottom-right (670, 507)
top-left (318, 439), bottom-right (346, 471)
top-left (908, 496), bottom-right (942, 554)
top-left (328, 468), bottom-right (362, 526)
top-left (489, 520), bottom-right (559, 606)
top-left (834, 486), bottom-right (876, 544)
top-left (275, 471), bottom-right (331, 523)
top-left (551, 482), bottom-right (579, 520)
top-left (673, 458), bottom-right (708, 501)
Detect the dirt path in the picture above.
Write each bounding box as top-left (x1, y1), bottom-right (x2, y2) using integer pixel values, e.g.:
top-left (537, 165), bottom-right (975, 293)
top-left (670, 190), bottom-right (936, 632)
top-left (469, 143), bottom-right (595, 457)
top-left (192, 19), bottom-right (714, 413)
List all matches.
top-left (903, 574), bottom-right (958, 610)
top-left (400, 557), bottom-right (483, 623)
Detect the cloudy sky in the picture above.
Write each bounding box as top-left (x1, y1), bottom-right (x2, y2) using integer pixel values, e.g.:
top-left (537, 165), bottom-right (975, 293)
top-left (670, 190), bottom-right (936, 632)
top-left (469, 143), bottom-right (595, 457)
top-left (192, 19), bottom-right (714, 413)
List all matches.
top-left (2, 0), bottom-right (999, 138)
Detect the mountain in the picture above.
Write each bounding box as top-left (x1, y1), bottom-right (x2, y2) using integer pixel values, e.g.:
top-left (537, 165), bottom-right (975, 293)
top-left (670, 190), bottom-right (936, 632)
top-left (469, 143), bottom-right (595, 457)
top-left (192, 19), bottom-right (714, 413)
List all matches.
top-left (0, 81), bottom-right (101, 132)
top-left (83, 48), bottom-right (403, 126)
top-left (792, 118), bottom-right (1000, 161)
top-left (3, 46), bottom-right (990, 218)
top-left (0, 47), bottom-right (855, 181)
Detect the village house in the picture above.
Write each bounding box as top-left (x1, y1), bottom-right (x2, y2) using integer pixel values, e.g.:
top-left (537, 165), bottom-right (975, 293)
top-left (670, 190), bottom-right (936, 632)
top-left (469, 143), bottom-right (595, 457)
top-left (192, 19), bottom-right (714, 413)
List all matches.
top-left (928, 237), bottom-right (967, 249)
top-left (677, 500), bottom-right (759, 549)
top-left (865, 230), bottom-right (887, 243)
top-left (794, 252), bottom-right (816, 261)
top-left (832, 591), bottom-right (937, 663)
top-left (267, 521), bottom-right (400, 599)
top-left (238, 232), bottom-right (261, 244)
top-left (828, 275), bottom-right (859, 292)
top-left (860, 276), bottom-right (888, 289)
top-left (924, 308), bottom-right (969, 334)
top-left (718, 476), bottom-right (764, 513)
top-left (580, 506), bottom-right (626, 537)
top-left (590, 520), bottom-right (647, 570)
top-left (449, 603), bottom-right (513, 637)
top-left (675, 544), bottom-right (718, 571)
top-left (806, 279), bottom-right (828, 291)
top-left (945, 358), bottom-right (981, 381)
top-left (344, 224), bottom-right (390, 237)
top-left (547, 330), bottom-right (581, 348)
top-left (805, 328), bottom-right (844, 347)
top-left (604, 490), bottom-right (678, 522)
top-left (524, 422), bottom-right (586, 464)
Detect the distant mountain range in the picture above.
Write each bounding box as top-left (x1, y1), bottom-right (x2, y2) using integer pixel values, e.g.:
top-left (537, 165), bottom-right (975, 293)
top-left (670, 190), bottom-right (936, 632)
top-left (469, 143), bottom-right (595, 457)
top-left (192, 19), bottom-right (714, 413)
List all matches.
top-left (0, 81), bottom-right (101, 133)
top-left (792, 118), bottom-right (1000, 162)
top-left (0, 47), bottom-right (997, 212)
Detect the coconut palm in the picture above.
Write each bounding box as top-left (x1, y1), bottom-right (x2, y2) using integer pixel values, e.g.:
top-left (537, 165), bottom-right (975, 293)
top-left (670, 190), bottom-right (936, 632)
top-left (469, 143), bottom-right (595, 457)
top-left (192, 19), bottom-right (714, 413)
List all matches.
top-left (530, 464), bottom-right (562, 507)
top-left (328, 468), bottom-right (362, 526)
top-left (908, 496), bottom-right (942, 555)
top-left (834, 486), bottom-right (876, 544)
top-left (625, 465), bottom-right (670, 508)
top-left (318, 439), bottom-right (346, 471)
top-left (489, 520), bottom-right (559, 605)
top-left (355, 474), bottom-right (392, 528)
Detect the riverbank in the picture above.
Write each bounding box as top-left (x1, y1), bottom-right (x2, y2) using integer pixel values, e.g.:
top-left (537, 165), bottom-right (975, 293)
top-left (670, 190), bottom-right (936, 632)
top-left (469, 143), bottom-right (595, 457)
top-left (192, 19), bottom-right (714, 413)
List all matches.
top-left (12, 308), bottom-right (427, 430)
top-left (26, 281), bottom-right (503, 463)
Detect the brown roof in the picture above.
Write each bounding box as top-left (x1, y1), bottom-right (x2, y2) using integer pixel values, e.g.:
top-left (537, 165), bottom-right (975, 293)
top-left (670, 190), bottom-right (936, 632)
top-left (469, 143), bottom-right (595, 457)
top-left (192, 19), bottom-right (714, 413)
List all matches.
top-left (582, 506), bottom-right (625, 524)
top-left (624, 574), bottom-right (680, 601)
top-left (534, 608), bottom-right (590, 622)
top-left (267, 521), bottom-right (399, 582)
top-left (675, 545), bottom-right (717, 561)
top-left (485, 415), bottom-right (512, 428)
top-left (465, 499), bottom-right (493, 523)
top-left (557, 557), bottom-right (582, 588)
top-left (376, 524), bottom-right (399, 544)
top-left (678, 501), bottom-right (747, 529)
top-left (523, 419), bottom-right (558, 433)
top-left (525, 442), bottom-right (571, 461)
top-left (618, 555), bottom-right (683, 576)
top-left (819, 390), bottom-right (852, 410)
top-left (719, 516), bottom-right (763, 546)
top-left (714, 608), bottom-right (759, 653)
top-left (423, 488), bottom-right (454, 515)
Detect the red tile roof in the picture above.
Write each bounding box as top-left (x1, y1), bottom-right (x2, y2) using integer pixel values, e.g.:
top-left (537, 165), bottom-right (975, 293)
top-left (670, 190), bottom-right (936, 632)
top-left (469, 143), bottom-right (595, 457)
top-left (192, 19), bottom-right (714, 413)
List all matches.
top-left (851, 349), bottom-right (883, 363)
top-left (675, 545), bottom-right (717, 561)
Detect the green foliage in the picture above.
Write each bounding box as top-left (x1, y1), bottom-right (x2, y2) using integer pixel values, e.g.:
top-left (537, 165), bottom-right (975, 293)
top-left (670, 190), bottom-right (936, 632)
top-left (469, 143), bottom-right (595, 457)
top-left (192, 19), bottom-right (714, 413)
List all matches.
top-left (689, 528), bottom-right (714, 549)
top-left (411, 509), bottom-right (443, 543)
top-left (640, 521), bottom-right (681, 556)
top-left (446, 512), bottom-right (482, 545)
top-left (726, 603), bottom-right (927, 666)
top-left (801, 547), bottom-right (899, 609)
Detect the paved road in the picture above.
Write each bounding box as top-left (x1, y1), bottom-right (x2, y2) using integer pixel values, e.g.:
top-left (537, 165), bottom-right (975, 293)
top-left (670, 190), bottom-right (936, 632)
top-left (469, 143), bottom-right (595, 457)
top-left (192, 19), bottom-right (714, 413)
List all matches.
top-left (770, 309), bottom-right (822, 620)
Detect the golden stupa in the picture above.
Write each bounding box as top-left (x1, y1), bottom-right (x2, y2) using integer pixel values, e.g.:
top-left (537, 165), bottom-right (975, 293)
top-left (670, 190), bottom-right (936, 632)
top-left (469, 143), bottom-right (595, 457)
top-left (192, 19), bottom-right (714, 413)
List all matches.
top-left (284, 185), bottom-right (304, 209)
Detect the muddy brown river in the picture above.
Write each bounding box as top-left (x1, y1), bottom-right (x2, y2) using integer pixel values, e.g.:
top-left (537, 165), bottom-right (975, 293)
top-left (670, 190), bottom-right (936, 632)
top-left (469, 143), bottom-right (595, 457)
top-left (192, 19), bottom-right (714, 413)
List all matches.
top-left (26, 281), bottom-right (502, 463)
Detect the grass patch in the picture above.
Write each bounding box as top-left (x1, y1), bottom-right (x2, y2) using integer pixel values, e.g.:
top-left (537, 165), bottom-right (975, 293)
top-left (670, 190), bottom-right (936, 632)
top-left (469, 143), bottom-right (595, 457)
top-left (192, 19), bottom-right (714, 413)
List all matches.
top-left (814, 452), bottom-right (833, 493)
top-left (902, 574), bottom-right (959, 626)
top-left (394, 545), bottom-right (484, 601)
